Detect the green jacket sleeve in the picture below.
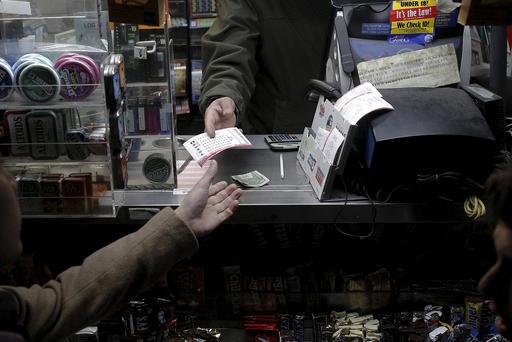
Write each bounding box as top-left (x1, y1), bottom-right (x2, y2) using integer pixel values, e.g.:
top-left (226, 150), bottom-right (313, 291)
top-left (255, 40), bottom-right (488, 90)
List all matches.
top-left (199, 0), bottom-right (260, 117)
top-left (2, 208), bottom-right (198, 342)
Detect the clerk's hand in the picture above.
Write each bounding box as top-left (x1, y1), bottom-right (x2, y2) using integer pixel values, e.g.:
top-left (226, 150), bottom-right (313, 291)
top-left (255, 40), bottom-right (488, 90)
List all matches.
top-left (204, 97), bottom-right (237, 138)
top-left (175, 160), bottom-right (242, 237)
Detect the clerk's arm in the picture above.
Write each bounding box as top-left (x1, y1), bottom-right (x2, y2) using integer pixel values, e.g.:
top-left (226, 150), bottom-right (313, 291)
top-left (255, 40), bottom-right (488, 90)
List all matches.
top-left (199, 0), bottom-right (260, 137)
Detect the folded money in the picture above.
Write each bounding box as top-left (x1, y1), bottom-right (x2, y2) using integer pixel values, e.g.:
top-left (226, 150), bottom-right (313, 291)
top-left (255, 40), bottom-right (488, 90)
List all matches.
top-left (231, 170), bottom-right (270, 188)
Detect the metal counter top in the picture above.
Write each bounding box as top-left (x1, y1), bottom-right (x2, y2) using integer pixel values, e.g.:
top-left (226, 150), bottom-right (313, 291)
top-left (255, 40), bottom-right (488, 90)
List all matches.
top-left (118, 135), bottom-right (467, 224)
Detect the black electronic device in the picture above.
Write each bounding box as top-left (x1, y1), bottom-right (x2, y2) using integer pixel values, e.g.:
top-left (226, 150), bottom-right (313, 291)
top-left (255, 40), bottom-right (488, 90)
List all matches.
top-left (342, 87), bottom-right (496, 201)
top-left (264, 134), bottom-right (300, 144)
top-left (461, 84), bottom-right (505, 152)
top-left (264, 134), bottom-right (301, 150)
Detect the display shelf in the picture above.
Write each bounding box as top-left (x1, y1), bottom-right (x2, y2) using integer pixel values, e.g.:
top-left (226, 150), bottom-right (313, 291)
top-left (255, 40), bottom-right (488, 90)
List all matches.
top-left (18, 194), bottom-right (118, 218)
top-left (125, 82), bottom-right (168, 88)
top-left (0, 89), bottom-right (106, 109)
top-left (0, 156), bottom-right (110, 167)
top-left (0, 0), bottom-right (120, 218)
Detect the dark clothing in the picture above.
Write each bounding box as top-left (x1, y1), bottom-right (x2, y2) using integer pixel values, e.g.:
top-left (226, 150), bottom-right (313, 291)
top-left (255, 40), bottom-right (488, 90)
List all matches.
top-left (200, 0), bottom-right (334, 134)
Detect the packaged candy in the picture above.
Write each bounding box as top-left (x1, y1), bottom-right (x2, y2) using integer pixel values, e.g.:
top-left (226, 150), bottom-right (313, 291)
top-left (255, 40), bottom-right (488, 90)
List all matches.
top-left (18, 63), bottom-right (60, 103)
top-left (57, 57), bottom-right (96, 100)
top-left (65, 129), bottom-right (89, 160)
top-left (26, 111), bottom-right (59, 160)
top-left (450, 306), bottom-right (465, 327)
top-left (4, 110), bottom-right (30, 156)
top-left (293, 314), bottom-right (305, 342)
top-left (429, 326), bottom-right (450, 342)
top-left (0, 60), bottom-right (14, 101)
top-left (62, 176), bottom-right (88, 213)
top-left (465, 296), bottom-right (494, 332)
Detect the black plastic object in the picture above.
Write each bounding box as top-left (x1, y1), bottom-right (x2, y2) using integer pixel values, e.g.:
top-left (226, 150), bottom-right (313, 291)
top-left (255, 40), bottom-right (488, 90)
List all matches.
top-left (304, 79), bottom-right (342, 103)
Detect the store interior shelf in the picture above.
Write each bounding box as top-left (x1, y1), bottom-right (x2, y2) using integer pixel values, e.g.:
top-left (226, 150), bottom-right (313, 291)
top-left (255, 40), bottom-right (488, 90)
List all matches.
top-left (19, 207), bottom-right (118, 218)
top-left (0, 157), bottom-right (111, 167)
top-left (126, 82), bottom-right (168, 88)
top-left (0, 91), bottom-right (106, 110)
top-left (0, 15), bottom-right (89, 21)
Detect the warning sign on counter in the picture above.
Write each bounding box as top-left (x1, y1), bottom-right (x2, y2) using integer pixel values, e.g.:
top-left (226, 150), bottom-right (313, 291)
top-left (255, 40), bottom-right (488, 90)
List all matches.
top-left (390, 0), bottom-right (437, 35)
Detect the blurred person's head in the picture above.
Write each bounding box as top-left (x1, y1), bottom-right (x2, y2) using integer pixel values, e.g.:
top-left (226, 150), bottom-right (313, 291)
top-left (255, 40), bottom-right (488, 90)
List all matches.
top-left (479, 167), bottom-right (512, 338)
top-left (0, 168), bottom-right (22, 266)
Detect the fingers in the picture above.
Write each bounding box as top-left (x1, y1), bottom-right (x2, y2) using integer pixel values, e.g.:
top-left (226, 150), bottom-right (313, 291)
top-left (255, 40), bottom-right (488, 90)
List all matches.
top-left (218, 97), bottom-right (236, 113)
top-left (212, 187), bottom-right (242, 213)
top-left (0, 168), bottom-right (17, 193)
top-left (204, 97), bottom-right (237, 137)
top-left (207, 183), bottom-right (239, 206)
top-left (196, 160), bottom-right (218, 188)
top-left (208, 180), bottom-right (228, 196)
top-left (204, 107), bottom-right (217, 138)
top-left (216, 199), bottom-right (239, 222)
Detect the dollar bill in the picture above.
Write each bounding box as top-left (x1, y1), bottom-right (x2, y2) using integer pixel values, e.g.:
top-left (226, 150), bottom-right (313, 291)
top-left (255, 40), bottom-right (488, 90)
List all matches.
top-left (231, 170), bottom-right (270, 188)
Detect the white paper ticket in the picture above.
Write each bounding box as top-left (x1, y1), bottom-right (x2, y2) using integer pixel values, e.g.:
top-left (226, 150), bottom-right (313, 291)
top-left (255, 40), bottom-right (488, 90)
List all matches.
top-left (183, 127), bottom-right (252, 166)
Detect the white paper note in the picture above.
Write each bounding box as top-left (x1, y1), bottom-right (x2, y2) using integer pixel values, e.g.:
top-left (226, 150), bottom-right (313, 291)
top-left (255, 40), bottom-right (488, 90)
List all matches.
top-left (315, 127), bottom-right (330, 148)
top-left (321, 127), bottom-right (345, 165)
top-left (183, 127), bottom-right (252, 166)
top-left (334, 82), bottom-right (394, 125)
top-left (357, 44), bottom-right (461, 89)
top-left (311, 95), bottom-right (337, 134)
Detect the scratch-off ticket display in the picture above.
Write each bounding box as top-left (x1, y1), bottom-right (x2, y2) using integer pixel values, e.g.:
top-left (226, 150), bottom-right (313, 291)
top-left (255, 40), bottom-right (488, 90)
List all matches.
top-left (389, 0), bottom-right (437, 45)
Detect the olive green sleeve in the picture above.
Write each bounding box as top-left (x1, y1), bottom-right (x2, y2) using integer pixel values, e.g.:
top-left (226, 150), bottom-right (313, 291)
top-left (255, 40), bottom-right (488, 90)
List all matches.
top-left (199, 0), bottom-right (260, 117)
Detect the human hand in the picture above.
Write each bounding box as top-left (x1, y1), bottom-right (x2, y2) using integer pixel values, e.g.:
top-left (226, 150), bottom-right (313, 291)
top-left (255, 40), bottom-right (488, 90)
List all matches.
top-left (204, 97), bottom-right (237, 138)
top-left (0, 167), bottom-right (22, 264)
top-left (0, 167), bottom-right (17, 194)
top-left (175, 160), bottom-right (242, 237)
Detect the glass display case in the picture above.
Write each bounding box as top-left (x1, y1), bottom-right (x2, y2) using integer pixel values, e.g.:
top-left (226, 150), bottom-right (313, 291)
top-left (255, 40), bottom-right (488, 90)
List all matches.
top-left (0, 0), bottom-right (176, 217)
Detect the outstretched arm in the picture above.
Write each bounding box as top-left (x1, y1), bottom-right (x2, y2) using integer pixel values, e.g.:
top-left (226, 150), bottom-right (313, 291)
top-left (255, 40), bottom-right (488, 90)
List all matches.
top-left (4, 161), bottom-right (241, 342)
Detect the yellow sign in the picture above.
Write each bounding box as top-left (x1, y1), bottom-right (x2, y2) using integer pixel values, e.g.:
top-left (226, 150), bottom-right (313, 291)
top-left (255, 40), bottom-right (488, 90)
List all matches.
top-left (391, 18), bottom-right (436, 34)
top-left (393, 0), bottom-right (436, 10)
